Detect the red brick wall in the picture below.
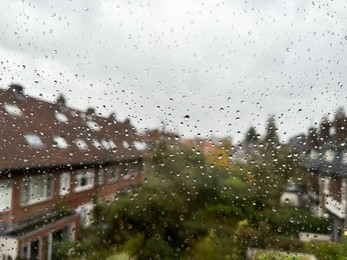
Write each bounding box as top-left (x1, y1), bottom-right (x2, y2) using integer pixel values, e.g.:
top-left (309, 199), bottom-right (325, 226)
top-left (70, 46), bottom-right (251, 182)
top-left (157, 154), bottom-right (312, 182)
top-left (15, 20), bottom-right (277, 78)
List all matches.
top-left (308, 170), bottom-right (319, 194)
top-left (329, 177), bottom-right (342, 202)
top-left (0, 160), bottom-right (143, 224)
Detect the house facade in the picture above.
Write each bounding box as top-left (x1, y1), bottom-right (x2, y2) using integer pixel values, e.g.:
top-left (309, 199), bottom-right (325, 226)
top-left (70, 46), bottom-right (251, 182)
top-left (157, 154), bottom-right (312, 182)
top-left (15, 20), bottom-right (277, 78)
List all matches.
top-left (0, 85), bottom-right (144, 259)
top-left (295, 113), bottom-right (347, 242)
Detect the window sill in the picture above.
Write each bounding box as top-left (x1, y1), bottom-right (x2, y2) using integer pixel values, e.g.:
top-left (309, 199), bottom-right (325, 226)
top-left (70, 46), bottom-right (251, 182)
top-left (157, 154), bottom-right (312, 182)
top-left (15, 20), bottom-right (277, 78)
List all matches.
top-left (108, 178), bottom-right (118, 184)
top-left (74, 185), bottom-right (93, 193)
top-left (21, 197), bottom-right (51, 207)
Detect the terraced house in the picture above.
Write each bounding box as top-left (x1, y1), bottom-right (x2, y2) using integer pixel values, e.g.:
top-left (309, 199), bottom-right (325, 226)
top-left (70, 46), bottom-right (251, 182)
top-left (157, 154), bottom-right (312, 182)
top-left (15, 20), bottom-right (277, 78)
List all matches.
top-left (295, 109), bottom-right (347, 242)
top-left (0, 84), bottom-right (144, 259)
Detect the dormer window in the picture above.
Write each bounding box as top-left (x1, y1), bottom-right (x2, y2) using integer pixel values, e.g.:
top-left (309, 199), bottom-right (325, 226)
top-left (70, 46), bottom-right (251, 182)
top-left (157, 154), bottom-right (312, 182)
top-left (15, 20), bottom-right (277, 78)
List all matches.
top-left (4, 103), bottom-right (22, 117)
top-left (134, 141), bottom-right (146, 151)
top-left (122, 140), bottom-right (130, 149)
top-left (325, 149), bottom-right (334, 162)
top-left (75, 138), bottom-right (88, 151)
top-left (109, 140), bottom-right (117, 149)
top-left (53, 136), bottom-right (69, 149)
top-left (86, 121), bottom-right (101, 131)
top-left (342, 151), bottom-right (347, 163)
top-left (92, 140), bottom-right (102, 149)
top-left (310, 149), bottom-right (318, 159)
top-left (24, 134), bottom-right (44, 148)
top-left (101, 139), bottom-right (110, 149)
top-left (55, 112), bottom-right (69, 123)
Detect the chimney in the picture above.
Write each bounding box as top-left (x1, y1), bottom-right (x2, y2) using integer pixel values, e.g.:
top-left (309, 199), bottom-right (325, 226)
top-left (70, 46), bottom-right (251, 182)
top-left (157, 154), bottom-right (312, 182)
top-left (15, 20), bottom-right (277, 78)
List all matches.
top-left (86, 108), bottom-right (95, 116)
top-left (319, 117), bottom-right (331, 145)
top-left (56, 94), bottom-right (66, 107)
top-left (334, 108), bottom-right (347, 143)
top-left (9, 84), bottom-right (24, 97)
top-left (109, 113), bottom-right (117, 121)
top-left (124, 118), bottom-right (130, 125)
top-left (307, 127), bottom-right (318, 147)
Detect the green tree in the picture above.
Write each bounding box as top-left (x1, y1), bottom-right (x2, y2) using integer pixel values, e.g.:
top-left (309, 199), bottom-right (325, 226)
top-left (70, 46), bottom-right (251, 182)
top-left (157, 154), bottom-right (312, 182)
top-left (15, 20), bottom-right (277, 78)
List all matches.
top-left (244, 126), bottom-right (258, 144)
top-left (263, 115), bottom-right (279, 147)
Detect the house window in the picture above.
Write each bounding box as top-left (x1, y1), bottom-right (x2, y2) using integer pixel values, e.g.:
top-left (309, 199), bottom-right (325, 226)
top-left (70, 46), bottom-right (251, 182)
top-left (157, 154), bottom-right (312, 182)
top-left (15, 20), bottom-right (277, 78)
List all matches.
top-left (109, 140), bottom-right (117, 149)
top-left (24, 134), bottom-right (44, 148)
top-left (101, 139), bottom-right (110, 150)
top-left (92, 139), bottom-right (102, 149)
top-left (122, 140), bottom-right (130, 149)
top-left (86, 121), bottom-right (101, 131)
top-left (60, 173), bottom-right (70, 196)
top-left (310, 149), bottom-right (318, 159)
top-left (342, 151), bottom-right (347, 163)
top-left (4, 103), bottom-right (22, 117)
top-left (134, 141), bottom-right (146, 151)
top-left (122, 165), bottom-right (131, 180)
top-left (325, 149), bottom-right (334, 162)
top-left (55, 112), bottom-right (69, 123)
top-left (53, 136), bottom-right (69, 149)
top-left (75, 203), bottom-right (94, 226)
top-left (74, 170), bottom-right (94, 192)
top-left (97, 168), bottom-right (105, 185)
top-left (74, 138), bottom-right (88, 151)
top-left (0, 181), bottom-right (11, 212)
top-left (21, 175), bottom-right (52, 205)
top-left (108, 166), bottom-right (119, 183)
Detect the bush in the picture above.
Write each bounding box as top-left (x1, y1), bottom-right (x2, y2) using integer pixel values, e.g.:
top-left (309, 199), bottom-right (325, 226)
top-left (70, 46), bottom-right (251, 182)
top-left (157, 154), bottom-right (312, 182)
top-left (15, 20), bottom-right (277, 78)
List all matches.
top-left (264, 207), bottom-right (330, 235)
top-left (303, 241), bottom-right (344, 260)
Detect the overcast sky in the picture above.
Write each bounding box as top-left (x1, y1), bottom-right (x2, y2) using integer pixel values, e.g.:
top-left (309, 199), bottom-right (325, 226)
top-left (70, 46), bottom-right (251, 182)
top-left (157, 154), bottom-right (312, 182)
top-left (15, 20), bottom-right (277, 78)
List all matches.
top-left (0, 0), bottom-right (346, 143)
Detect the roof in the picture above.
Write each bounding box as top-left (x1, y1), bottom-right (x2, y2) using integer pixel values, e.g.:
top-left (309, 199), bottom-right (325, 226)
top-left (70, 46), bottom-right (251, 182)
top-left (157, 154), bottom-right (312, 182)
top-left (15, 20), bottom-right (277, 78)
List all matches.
top-left (0, 85), bottom-right (142, 171)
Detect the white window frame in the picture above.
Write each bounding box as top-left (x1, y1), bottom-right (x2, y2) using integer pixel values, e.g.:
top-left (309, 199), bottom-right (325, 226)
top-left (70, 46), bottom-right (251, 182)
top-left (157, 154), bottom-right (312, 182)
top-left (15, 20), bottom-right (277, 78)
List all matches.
top-left (0, 181), bottom-right (12, 212)
top-left (21, 175), bottom-right (53, 205)
top-left (97, 168), bottom-right (105, 186)
top-left (122, 165), bottom-right (131, 180)
top-left (74, 170), bottom-right (94, 192)
top-left (325, 149), bottom-right (334, 162)
top-left (75, 203), bottom-right (94, 226)
top-left (108, 166), bottom-right (119, 183)
top-left (59, 173), bottom-right (71, 196)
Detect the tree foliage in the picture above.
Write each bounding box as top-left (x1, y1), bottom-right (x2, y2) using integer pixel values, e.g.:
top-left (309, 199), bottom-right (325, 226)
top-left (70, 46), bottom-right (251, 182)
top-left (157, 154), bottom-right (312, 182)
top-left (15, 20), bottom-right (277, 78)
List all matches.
top-left (71, 133), bottom-right (330, 259)
top-left (263, 114), bottom-right (279, 146)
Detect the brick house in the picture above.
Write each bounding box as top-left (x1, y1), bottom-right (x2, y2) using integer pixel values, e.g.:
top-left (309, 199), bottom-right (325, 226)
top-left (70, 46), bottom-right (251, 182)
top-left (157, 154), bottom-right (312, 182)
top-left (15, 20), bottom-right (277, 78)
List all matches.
top-left (295, 112), bottom-right (347, 242)
top-left (0, 84), bottom-right (144, 259)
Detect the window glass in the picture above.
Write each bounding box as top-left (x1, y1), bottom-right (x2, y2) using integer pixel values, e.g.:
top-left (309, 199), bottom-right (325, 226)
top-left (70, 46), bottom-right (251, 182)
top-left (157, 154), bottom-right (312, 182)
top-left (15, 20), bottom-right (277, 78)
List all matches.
top-left (108, 166), bottom-right (118, 182)
top-left (4, 103), bottom-right (22, 117)
top-left (59, 173), bottom-right (70, 196)
top-left (53, 136), bottom-right (69, 149)
top-left (74, 170), bottom-right (94, 192)
top-left (86, 121), bottom-right (101, 131)
top-left (325, 149), bottom-right (335, 162)
top-left (55, 112), bottom-right (69, 123)
top-left (22, 175), bottom-right (52, 205)
top-left (24, 134), bottom-right (44, 148)
top-left (97, 168), bottom-right (105, 185)
top-left (0, 181), bottom-right (11, 211)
